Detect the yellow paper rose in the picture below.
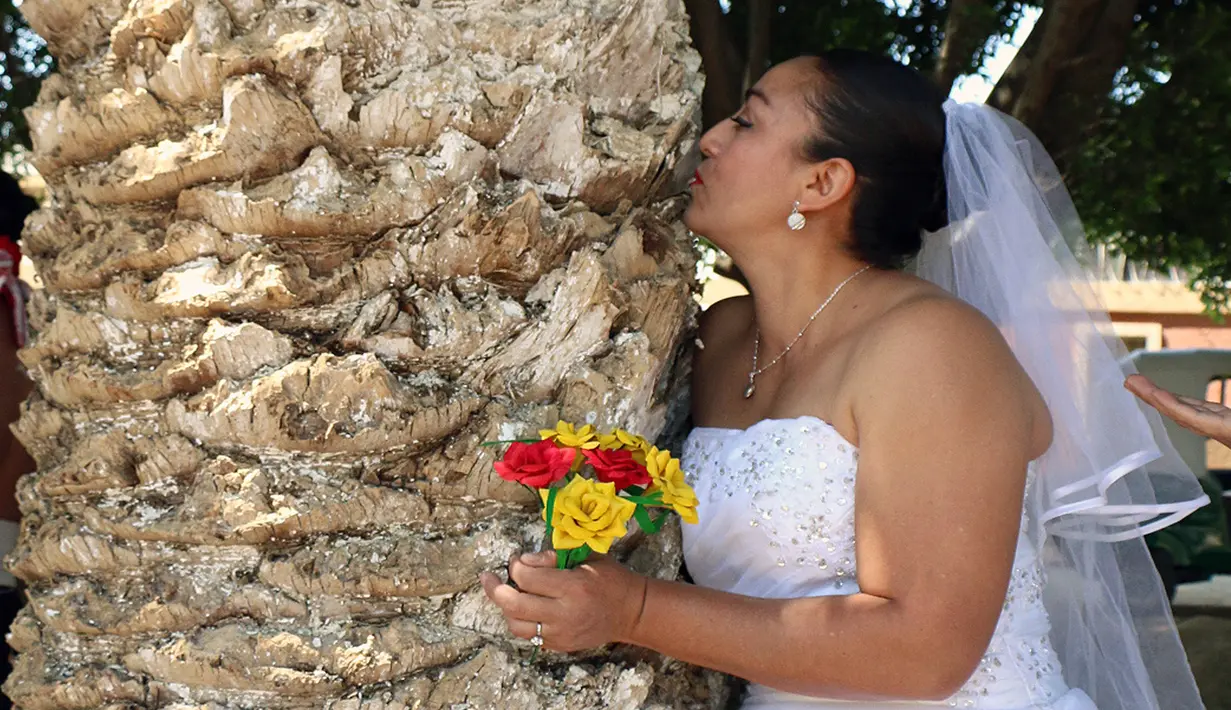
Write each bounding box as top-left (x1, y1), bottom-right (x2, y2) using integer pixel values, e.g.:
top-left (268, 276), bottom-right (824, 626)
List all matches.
top-left (598, 428), bottom-right (654, 464)
top-left (539, 421), bottom-right (601, 450)
top-left (645, 447), bottom-right (699, 524)
top-left (539, 477), bottom-right (636, 554)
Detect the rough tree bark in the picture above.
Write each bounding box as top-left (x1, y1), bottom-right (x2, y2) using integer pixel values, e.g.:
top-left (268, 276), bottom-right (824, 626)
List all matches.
top-left (3, 0), bottom-right (732, 707)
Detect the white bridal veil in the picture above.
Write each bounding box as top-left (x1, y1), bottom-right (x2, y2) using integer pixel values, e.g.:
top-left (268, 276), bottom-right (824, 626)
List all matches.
top-left (913, 101), bottom-right (1209, 710)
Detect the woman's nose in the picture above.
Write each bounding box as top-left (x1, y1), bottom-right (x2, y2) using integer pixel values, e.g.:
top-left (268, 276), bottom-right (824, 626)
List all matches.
top-left (698, 122), bottom-right (724, 159)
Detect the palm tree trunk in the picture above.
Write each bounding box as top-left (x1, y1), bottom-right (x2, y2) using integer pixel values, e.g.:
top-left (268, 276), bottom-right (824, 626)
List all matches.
top-left (4, 0), bottom-right (728, 707)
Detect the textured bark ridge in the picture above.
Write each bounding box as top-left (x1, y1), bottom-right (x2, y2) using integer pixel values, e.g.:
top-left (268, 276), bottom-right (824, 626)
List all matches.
top-left (8, 0), bottom-right (729, 707)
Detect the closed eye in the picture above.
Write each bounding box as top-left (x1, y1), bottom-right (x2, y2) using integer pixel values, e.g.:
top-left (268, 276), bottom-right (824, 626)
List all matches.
top-left (731, 116), bottom-right (753, 129)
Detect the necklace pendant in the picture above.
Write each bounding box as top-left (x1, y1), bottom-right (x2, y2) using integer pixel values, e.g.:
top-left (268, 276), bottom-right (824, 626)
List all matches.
top-left (743, 382), bottom-right (756, 399)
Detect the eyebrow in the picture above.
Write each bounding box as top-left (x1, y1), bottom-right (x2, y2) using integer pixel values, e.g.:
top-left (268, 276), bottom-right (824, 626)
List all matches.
top-left (745, 87), bottom-right (771, 107)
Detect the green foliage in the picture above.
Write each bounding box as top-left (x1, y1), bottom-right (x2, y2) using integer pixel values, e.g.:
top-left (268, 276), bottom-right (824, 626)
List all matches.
top-left (1066, 1), bottom-right (1231, 313)
top-left (0, 0), bottom-right (54, 154)
top-left (721, 1), bottom-right (1026, 81)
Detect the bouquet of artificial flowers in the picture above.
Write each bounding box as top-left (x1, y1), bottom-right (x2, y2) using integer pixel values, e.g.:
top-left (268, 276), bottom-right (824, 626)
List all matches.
top-left (490, 422), bottom-right (699, 570)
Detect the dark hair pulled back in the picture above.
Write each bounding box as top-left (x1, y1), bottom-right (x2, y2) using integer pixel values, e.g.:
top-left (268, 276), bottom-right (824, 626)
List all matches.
top-left (801, 49), bottom-right (948, 269)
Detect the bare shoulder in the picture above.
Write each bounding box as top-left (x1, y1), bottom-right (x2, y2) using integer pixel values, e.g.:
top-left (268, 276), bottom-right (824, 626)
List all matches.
top-left (851, 288), bottom-right (1051, 456)
top-left (859, 290), bottom-right (1018, 373)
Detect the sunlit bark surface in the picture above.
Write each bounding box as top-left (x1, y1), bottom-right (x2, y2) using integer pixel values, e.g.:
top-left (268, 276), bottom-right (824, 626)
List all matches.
top-left (6, 0), bottom-right (726, 706)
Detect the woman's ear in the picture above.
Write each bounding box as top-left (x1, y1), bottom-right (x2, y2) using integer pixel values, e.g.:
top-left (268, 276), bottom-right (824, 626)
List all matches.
top-left (796, 157), bottom-right (856, 213)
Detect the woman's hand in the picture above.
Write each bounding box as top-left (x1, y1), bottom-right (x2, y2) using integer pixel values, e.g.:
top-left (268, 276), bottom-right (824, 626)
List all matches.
top-left (479, 551), bottom-right (649, 653)
top-left (1126, 374), bottom-right (1231, 448)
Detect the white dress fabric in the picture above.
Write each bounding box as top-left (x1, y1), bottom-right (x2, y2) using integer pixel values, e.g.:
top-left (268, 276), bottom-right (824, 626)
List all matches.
top-left (680, 416), bottom-right (1097, 710)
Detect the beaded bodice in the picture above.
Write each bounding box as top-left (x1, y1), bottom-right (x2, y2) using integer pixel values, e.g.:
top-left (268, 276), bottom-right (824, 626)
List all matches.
top-left (680, 417), bottom-right (1087, 709)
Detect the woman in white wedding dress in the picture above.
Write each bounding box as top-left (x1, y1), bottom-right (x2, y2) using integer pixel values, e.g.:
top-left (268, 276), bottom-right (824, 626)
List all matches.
top-left (482, 50), bottom-right (1207, 710)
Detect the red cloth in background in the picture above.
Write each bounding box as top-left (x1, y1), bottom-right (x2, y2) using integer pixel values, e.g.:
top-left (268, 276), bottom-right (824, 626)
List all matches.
top-left (0, 236), bottom-right (26, 348)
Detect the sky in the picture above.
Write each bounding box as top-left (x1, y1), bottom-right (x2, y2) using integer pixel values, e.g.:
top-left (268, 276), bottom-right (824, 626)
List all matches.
top-left (949, 6), bottom-right (1043, 103)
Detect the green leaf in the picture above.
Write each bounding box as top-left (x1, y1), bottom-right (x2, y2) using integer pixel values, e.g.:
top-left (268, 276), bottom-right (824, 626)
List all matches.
top-left (566, 546), bottom-right (592, 568)
top-left (621, 492), bottom-right (664, 506)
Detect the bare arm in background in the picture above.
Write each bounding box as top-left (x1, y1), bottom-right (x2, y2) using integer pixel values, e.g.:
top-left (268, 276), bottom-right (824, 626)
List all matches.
top-left (1126, 374), bottom-right (1231, 449)
top-left (0, 306), bottom-right (33, 522)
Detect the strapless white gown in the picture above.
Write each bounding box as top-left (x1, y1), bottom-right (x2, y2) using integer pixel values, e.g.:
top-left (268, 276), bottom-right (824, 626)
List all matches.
top-left (680, 416), bottom-right (1097, 710)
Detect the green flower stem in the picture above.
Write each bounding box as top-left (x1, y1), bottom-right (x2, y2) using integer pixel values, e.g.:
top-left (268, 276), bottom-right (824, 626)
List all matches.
top-left (567, 546), bottom-right (592, 568)
top-left (544, 487), bottom-right (559, 556)
top-left (479, 438), bottom-right (542, 447)
top-left (633, 505), bottom-right (667, 534)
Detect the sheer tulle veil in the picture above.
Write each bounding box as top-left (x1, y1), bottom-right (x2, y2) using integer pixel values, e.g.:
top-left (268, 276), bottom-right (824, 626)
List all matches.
top-left (912, 100), bottom-right (1208, 710)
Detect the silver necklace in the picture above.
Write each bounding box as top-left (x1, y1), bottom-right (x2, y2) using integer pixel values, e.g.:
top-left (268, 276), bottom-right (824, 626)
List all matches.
top-left (744, 265), bottom-right (872, 399)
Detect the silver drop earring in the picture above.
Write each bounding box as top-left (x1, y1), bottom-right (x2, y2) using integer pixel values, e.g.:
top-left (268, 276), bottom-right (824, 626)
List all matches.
top-left (787, 201), bottom-right (806, 231)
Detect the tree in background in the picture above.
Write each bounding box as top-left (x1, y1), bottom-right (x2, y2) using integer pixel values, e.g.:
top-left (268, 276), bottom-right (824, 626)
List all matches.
top-left (0, 0), bottom-right (53, 155)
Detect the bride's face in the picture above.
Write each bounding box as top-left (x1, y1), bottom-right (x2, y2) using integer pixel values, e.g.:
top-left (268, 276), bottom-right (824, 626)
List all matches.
top-left (684, 59), bottom-right (822, 249)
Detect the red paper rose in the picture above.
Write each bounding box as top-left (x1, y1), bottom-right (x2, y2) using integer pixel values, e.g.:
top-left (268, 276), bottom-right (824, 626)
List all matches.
top-left (582, 447), bottom-right (652, 490)
top-left (494, 440), bottom-right (575, 488)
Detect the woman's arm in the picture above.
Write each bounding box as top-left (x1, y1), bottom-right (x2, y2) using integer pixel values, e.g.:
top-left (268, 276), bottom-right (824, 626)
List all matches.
top-left (0, 306), bottom-right (33, 522)
top-left (484, 297), bottom-right (1044, 701)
